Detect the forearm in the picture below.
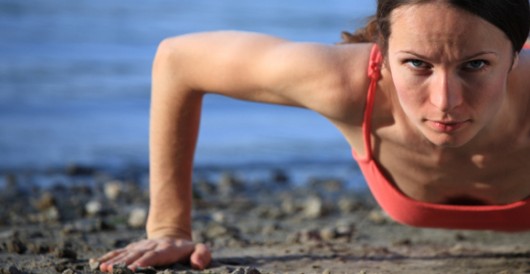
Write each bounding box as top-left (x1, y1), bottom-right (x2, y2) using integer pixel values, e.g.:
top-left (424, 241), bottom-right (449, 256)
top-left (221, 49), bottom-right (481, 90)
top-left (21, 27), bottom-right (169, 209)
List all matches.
top-left (146, 41), bottom-right (203, 240)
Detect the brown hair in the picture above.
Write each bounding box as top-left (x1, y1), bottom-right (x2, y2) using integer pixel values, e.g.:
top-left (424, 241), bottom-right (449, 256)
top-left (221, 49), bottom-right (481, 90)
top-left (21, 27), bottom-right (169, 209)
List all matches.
top-left (341, 0), bottom-right (530, 54)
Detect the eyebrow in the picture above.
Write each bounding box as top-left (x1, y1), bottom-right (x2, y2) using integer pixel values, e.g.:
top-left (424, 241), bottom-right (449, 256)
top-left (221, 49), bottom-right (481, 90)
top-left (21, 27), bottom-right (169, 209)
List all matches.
top-left (397, 50), bottom-right (498, 61)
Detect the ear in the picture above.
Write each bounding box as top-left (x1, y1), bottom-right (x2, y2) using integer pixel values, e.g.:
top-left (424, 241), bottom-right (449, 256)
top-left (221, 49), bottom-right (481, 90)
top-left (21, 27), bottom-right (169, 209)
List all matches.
top-left (510, 52), bottom-right (520, 71)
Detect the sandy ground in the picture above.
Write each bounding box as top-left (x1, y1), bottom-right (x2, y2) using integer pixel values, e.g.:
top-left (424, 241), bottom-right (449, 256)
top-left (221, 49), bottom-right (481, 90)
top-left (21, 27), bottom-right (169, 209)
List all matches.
top-left (1, 166), bottom-right (529, 274)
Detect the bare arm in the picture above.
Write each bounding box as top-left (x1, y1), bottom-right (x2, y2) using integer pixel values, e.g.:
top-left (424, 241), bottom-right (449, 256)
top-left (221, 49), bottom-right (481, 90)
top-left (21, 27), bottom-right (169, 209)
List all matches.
top-left (148, 31), bottom-right (370, 238)
top-left (97, 31), bottom-right (371, 272)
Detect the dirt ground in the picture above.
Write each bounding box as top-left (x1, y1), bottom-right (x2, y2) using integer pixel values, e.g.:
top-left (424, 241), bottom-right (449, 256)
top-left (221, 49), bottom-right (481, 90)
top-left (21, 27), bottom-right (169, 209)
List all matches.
top-left (1, 166), bottom-right (529, 274)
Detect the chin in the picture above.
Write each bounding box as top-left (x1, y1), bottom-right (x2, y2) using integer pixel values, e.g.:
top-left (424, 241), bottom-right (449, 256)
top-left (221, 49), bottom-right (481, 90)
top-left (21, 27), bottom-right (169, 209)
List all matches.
top-left (423, 132), bottom-right (473, 148)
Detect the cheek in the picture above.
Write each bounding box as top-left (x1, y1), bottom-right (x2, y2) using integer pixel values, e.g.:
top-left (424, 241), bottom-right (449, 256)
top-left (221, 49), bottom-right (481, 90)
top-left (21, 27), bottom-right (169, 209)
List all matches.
top-left (465, 75), bottom-right (507, 110)
top-left (391, 74), bottom-right (427, 113)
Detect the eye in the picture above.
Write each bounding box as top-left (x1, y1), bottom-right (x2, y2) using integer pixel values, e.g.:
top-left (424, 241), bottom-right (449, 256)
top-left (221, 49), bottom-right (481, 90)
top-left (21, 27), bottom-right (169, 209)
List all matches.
top-left (463, 60), bottom-right (488, 71)
top-left (405, 59), bottom-right (431, 70)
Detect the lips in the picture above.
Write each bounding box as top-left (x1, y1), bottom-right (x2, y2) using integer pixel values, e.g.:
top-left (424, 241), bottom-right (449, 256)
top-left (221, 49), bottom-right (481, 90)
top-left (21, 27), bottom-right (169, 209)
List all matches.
top-left (427, 120), bottom-right (469, 133)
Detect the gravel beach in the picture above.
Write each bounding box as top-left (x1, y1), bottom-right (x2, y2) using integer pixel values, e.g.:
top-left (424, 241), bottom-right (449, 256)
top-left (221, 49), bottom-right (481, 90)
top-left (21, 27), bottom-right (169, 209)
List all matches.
top-left (1, 165), bottom-right (529, 274)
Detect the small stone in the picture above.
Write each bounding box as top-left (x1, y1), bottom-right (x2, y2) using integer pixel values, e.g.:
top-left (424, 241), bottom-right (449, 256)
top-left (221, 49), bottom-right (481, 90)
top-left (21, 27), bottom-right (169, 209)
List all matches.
top-left (368, 209), bottom-right (387, 225)
top-left (35, 192), bottom-right (56, 211)
top-left (298, 229), bottom-right (322, 243)
top-left (271, 169), bottom-right (289, 184)
top-left (244, 267), bottom-right (261, 274)
top-left (112, 263), bottom-right (134, 274)
top-left (104, 181), bottom-right (122, 201)
top-left (88, 259), bottom-right (100, 271)
top-left (65, 164), bottom-right (95, 176)
top-left (6, 238), bottom-right (26, 254)
top-left (128, 207), bottom-right (147, 228)
top-left (135, 266), bottom-right (157, 274)
top-left (303, 196), bottom-right (324, 219)
top-left (322, 269), bottom-right (332, 274)
top-left (62, 269), bottom-right (76, 274)
top-left (5, 265), bottom-right (23, 274)
top-left (85, 200), bottom-right (103, 216)
top-left (218, 172), bottom-right (244, 195)
top-left (54, 246), bottom-right (77, 260)
top-left (230, 267), bottom-right (261, 274)
top-left (338, 197), bottom-right (359, 213)
top-left (319, 227), bottom-right (337, 241)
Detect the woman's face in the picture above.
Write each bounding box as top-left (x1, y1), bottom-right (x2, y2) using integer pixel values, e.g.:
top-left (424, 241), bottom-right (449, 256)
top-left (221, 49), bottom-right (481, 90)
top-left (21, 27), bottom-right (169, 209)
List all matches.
top-left (387, 2), bottom-right (517, 147)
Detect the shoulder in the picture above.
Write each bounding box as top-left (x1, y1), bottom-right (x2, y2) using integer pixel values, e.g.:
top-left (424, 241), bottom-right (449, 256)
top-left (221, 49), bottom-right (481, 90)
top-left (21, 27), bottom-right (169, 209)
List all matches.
top-left (271, 42), bottom-right (374, 123)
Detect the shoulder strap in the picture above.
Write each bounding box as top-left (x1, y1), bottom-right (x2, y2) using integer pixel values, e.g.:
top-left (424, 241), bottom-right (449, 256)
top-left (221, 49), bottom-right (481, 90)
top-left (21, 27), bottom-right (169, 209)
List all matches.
top-left (362, 44), bottom-right (383, 160)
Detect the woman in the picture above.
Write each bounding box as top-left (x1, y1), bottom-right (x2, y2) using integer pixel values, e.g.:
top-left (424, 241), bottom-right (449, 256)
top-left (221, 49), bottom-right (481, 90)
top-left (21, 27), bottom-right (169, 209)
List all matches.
top-left (94, 0), bottom-right (530, 272)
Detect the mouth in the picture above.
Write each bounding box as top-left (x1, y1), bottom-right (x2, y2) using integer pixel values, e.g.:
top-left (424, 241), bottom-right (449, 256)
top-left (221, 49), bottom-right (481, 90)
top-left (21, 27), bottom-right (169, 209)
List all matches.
top-left (426, 119), bottom-right (470, 133)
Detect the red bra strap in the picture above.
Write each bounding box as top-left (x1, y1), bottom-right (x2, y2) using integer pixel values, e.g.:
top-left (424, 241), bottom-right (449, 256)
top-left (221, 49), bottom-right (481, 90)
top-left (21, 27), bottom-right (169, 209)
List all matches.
top-left (362, 44), bottom-right (383, 160)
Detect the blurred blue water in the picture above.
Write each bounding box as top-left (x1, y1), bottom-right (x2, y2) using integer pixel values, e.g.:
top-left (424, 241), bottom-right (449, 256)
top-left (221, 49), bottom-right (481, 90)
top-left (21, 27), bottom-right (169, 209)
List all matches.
top-left (0, 0), bottom-right (376, 177)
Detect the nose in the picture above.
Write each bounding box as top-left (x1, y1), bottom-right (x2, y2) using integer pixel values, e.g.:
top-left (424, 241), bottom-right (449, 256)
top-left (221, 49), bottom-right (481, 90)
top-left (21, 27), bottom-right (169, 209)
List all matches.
top-left (429, 72), bottom-right (463, 112)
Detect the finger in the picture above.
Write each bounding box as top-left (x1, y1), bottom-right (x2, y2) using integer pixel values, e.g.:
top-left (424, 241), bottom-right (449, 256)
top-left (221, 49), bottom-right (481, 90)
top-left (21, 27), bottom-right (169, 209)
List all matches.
top-left (132, 243), bottom-right (195, 268)
top-left (97, 248), bottom-right (126, 262)
top-left (190, 243), bottom-right (212, 270)
top-left (99, 252), bottom-right (132, 272)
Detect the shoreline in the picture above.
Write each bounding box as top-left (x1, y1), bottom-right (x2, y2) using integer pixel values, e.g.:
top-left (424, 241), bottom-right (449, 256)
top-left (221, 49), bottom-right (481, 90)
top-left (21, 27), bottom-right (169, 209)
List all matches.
top-left (1, 165), bottom-right (530, 273)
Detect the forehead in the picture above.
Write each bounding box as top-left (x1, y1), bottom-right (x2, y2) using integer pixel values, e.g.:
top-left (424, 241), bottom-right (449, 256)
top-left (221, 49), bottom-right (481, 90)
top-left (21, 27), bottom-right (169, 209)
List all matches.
top-left (388, 3), bottom-right (510, 58)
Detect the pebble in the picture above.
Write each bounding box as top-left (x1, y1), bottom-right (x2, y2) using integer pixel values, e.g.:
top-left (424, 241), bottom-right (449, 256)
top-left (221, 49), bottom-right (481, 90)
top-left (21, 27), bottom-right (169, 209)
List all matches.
top-left (230, 267), bottom-right (261, 274)
top-left (62, 270), bottom-right (76, 274)
top-left (271, 169), bottom-right (290, 185)
top-left (218, 172), bottom-right (244, 195)
top-left (5, 238), bottom-right (26, 254)
top-left (62, 218), bottom-right (107, 234)
top-left (85, 200), bottom-right (103, 216)
top-left (319, 227), bottom-right (337, 241)
top-left (35, 192), bottom-right (56, 211)
top-left (112, 263), bottom-right (134, 274)
top-left (338, 197), bottom-right (359, 213)
top-left (303, 196), bottom-right (325, 219)
top-left (3, 266), bottom-right (23, 274)
top-left (88, 260), bottom-right (100, 271)
top-left (368, 209), bottom-right (388, 225)
top-left (104, 181), bottom-right (123, 201)
top-left (128, 207), bottom-right (147, 228)
top-left (54, 246), bottom-right (77, 260)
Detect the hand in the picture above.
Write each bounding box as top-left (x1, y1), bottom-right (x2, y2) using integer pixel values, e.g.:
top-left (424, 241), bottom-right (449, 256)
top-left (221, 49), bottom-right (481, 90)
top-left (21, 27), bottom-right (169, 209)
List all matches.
top-left (92, 237), bottom-right (211, 272)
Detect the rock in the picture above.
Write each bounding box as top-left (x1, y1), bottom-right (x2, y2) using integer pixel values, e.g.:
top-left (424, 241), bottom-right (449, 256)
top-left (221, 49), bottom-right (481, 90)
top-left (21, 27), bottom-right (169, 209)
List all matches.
top-left (54, 246), bottom-right (77, 260)
top-left (271, 169), bottom-right (289, 184)
top-left (104, 181), bottom-right (123, 201)
top-left (338, 197), bottom-right (359, 213)
top-left (297, 229), bottom-right (322, 243)
top-left (218, 172), bottom-right (244, 195)
top-left (112, 263), bottom-right (134, 274)
top-left (135, 266), bottom-right (157, 274)
top-left (5, 238), bottom-right (26, 254)
top-left (335, 222), bottom-right (355, 238)
top-left (280, 198), bottom-right (297, 215)
top-left (4, 266), bottom-right (24, 274)
top-left (62, 270), bottom-right (76, 274)
top-left (368, 209), bottom-right (388, 225)
top-left (85, 200), bottom-right (103, 216)
top-left (128, 207), bottom-right (147, 228)
top-left (65, 164), bottom-right (95, 176)
top-left (212, 211), bottom-right (227, 223)
top-left (319, 227), bottom-right (337, 241)
top-left (62, 218), bottom-right (107, 234)
top-left (303, 196), bottom-right (325, 219)
top-left (34, 192), bottom-right (56, 211)
top-left (88, 259), bottom-right (100, 271)
top-left (230, 267), bottom-right (261, 274)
